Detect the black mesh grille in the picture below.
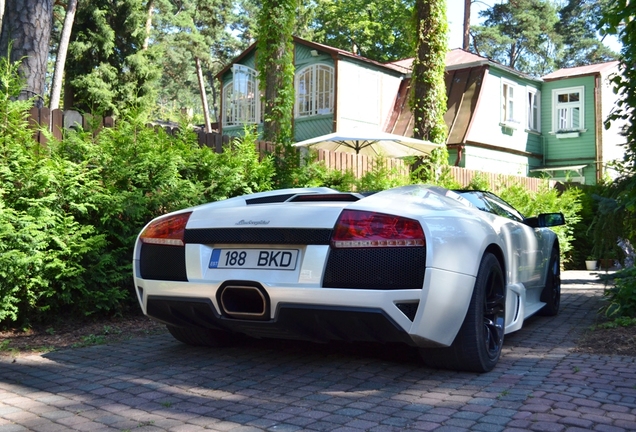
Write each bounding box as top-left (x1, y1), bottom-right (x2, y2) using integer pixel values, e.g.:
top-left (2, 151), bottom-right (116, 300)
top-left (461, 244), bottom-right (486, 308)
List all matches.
top-left (184, 228), bottom-right (332, 245)
top-left (139, 244), bottom-right (187, 281)
top-left (324, 247), bottom-right (425, 290)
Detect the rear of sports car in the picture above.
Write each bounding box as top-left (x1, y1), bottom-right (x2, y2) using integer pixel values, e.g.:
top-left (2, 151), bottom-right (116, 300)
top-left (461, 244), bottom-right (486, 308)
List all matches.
top-left (132, 187), bottom-right (484, 367)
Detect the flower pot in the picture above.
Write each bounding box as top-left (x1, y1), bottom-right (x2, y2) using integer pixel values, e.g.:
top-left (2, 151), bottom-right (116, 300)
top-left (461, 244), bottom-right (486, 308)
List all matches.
top-left (585, 260), bottom-right (597, 271)
top-left (599, 259), bottom-right (614, 270)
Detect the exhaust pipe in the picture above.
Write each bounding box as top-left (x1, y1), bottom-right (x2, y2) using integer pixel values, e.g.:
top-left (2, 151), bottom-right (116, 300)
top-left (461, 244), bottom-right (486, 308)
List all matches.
top-left (219, 285), bottom-right (268, 320)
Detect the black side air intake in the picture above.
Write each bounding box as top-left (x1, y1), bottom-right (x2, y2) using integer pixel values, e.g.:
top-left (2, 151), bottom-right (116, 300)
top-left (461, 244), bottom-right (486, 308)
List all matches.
top-left (139, 244), bottom-right (187, 281)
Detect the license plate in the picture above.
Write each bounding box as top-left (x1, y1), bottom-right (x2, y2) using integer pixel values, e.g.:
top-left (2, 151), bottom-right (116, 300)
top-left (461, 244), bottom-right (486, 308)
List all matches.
top-left (209, 248), bottom-right (299, 270)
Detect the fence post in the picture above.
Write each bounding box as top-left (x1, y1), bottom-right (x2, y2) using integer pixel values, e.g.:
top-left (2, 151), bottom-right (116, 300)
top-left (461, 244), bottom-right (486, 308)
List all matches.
top-left (51, 109), bottom-right (64, 140)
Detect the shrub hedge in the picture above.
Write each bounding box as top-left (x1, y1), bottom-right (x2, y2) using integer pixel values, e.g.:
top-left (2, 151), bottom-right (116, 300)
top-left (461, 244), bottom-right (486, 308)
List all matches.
top-left (0, 58), bottom-right (592, 326)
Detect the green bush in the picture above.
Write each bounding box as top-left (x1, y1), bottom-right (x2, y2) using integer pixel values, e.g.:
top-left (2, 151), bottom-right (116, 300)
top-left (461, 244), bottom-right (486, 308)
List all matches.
top-left (0, 54), bottom-right (591, 325)
top-left (356, 157), bottom-right (410, 192)
top-left (0, 58), bottom-right (276, 325)
top-left (601, 267), bottom-right (636, 320)
top-left (499, 183), bottom-right (582, 265)
top-left (0, 58), bottom-right (115, 322)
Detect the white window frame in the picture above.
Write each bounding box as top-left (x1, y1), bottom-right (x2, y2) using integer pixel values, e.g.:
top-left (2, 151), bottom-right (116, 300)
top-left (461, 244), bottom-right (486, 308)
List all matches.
top-left (295, 64), bottom-right (334, 118)
top-left (527, 87), bottom-right (541, 132)
top-left (501, 79), bottom-right (520, 126)
top-left (223, 64), bottom-right (260, 126)
top-left (552, 86), bottom-right (584, 133)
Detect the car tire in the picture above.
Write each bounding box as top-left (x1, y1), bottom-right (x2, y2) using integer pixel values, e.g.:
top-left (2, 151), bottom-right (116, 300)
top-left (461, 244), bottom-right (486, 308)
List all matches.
top-left (166, 325), bottom-right (235, 347)
top-left (537, 247), bottom-right (561, 316)
top-left (420, 252), bottom-right (506, 373)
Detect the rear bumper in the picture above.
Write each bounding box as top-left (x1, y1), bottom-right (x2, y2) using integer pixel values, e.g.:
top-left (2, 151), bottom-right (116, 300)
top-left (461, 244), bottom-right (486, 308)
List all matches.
top-left (146, 296), bottom-right (416, 346)
top-left (134, 267), bottom-right (475, 348)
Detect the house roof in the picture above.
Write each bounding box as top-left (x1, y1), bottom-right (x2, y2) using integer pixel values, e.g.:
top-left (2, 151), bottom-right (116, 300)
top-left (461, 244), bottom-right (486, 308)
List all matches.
top-left (387, 49), bottom-right (539, 80)
top-left (215, 36), bottom-right (406, 79)
top-left (542, 61), bottom-right (620, 80)
top-left (445, 49), bottom-right (490, 69)
top-left (384, 64), bottom-right (488, 146)
top-left (384, 49), bottom-right (501, 144)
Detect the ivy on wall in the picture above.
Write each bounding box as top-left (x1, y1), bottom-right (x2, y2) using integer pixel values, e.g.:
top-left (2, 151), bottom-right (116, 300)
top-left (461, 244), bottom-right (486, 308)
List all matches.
top-left (256, 0), bottom-right (296, 146)
top-left (409, 0), bottom-right (448, 146)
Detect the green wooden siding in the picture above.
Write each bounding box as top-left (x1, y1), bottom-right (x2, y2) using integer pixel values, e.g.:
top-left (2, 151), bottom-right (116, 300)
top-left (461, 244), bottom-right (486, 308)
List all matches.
top-left (526, 132), bottom-right (542, 156)
top-left (447, 148), bottom-right (461, 167)
top-left (295, 115), bottom-right (333, 141)
top-left (540, 76), bottom-right (597, 172)
top-left (295, 44), bottom-right (334, 70)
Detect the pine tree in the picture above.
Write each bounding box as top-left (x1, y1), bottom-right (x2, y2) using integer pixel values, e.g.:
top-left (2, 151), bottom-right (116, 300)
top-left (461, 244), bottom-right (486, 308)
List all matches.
top-left (0, 0), bottom-right (53, 107)
top-left (63, 0), bottom-right (160, 116)
top-left (49, 0), bottom-right (78, 110)
top-left (470, 0), bottom-right (560, 76)
top-left (149, 0), bottom-right (246, 123)
top-left (556, 0), bottom-right (617, 68)
top-left (310, 0), bottom-right (414, 62)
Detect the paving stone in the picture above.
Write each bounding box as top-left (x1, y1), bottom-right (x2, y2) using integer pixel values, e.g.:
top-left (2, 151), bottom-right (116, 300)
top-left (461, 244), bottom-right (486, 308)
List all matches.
top-left (0, 273), bottom-right (633, 432)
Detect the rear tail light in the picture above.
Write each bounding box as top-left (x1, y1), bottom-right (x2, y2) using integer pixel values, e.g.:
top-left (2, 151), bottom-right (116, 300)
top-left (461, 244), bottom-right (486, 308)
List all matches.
top-left (140, 212), bottom-right (192, 246)
top-left (332, 210), bottom-right (425, 248)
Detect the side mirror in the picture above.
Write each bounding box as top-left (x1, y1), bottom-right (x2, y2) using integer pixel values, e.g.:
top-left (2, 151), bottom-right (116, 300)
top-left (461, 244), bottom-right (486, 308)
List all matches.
top-left (524, 213), bottom-right (566, 228)
top-left (538, 212), bottom-right (565, 228)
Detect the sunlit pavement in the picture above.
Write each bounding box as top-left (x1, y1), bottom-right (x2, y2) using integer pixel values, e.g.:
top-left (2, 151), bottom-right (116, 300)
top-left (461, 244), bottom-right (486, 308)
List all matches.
top-left (0, 271), bottom-right (634, 431)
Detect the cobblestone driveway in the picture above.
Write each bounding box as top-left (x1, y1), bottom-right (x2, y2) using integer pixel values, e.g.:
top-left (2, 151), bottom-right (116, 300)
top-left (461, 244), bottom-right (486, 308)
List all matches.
top-left (0, 271), bottom-right (635, 432)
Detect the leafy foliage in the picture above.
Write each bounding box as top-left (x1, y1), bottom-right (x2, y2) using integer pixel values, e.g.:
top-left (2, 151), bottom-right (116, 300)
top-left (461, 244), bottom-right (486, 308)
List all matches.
top-left (601, 0), bottom-right (636, 214)
top-left (356, 159), bottom-right (410, 192)
top-left (0, 58), bottom-right (275, 326)
top-left (601, 266), bottom-right (636, 320)
top-left (310, 0), bottom-right (415, 62)
top-left (598, 0), bottom-right (636, 322)
top-left (150, 0), bottom-right (243, 123)
top-left (257, 0), bottom-right (296, 145)
top-left (409, 151), bottom-right (460, 189)
top-left (470, 0), bottom-right (618, 74)
top-left (470, 0), bottom-right (560, 76)
top-left (65, 0), bottom-right (161, 116)
top-left (410, 0), bottom-right (448, 144)
top-left (556, 0), bottom-right (618, 69)
top-left (498, 183), bottom-right (583, 264)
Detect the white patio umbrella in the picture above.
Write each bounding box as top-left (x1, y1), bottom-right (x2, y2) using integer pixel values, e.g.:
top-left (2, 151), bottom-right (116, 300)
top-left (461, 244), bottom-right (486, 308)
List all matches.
top-left (292, 131), bottom-right (442, 158)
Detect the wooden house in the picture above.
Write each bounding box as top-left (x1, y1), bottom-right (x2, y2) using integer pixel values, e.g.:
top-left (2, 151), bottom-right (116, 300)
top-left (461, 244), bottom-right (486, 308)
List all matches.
top-left (217, 37), bottom-right (405, 142)
top-left (217, 39), bottom-right (626, 185)
top-left (538, 62), bottom-right (624, 184)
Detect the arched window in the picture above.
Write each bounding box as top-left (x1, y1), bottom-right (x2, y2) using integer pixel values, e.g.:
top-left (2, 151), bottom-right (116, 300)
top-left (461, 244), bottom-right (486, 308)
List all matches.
top-left (223, 65), bottom-right (259, 126)
top-left (295, 64), bottom-right (334, 117)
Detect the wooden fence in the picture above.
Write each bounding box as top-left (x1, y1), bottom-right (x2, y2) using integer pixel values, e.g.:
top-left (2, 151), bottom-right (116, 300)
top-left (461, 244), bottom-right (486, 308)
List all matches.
top-left (28, 108), bottom-right (553, 192)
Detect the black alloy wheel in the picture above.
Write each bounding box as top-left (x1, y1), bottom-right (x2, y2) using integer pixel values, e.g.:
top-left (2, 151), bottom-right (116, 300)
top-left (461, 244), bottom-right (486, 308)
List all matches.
top-left (538, 247), bottom-right (561, 316)
top-left (420, 252), bottom-right (506, 372)
top-left (483, 262), bottom-right (506, 362)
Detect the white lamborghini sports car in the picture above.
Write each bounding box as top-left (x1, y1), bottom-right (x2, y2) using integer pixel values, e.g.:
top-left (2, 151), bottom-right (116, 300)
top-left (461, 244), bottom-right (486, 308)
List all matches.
top-left (133, 185), bottom-right (565, 372)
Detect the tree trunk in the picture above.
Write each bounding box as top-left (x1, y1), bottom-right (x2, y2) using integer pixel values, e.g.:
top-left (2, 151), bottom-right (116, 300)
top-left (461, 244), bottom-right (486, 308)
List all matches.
top-left (143, 0), bottom-right (153, 50)
top-left (50, 0), bottom-right (78, 110)
top-left (0, 0), bottom-right (5, 36)
top-left (257, 0), bottom-right (295, 144)
top-left (206, 70), bottom-right (218, 123)
top-left (195, 57), bottom-right (212, 133)
top-left (463, 0), bottom-right (470, 49)
top-left (410, 0), bottom-right (448, 144)
top-left (0, 0), bottom-right (53, 107)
